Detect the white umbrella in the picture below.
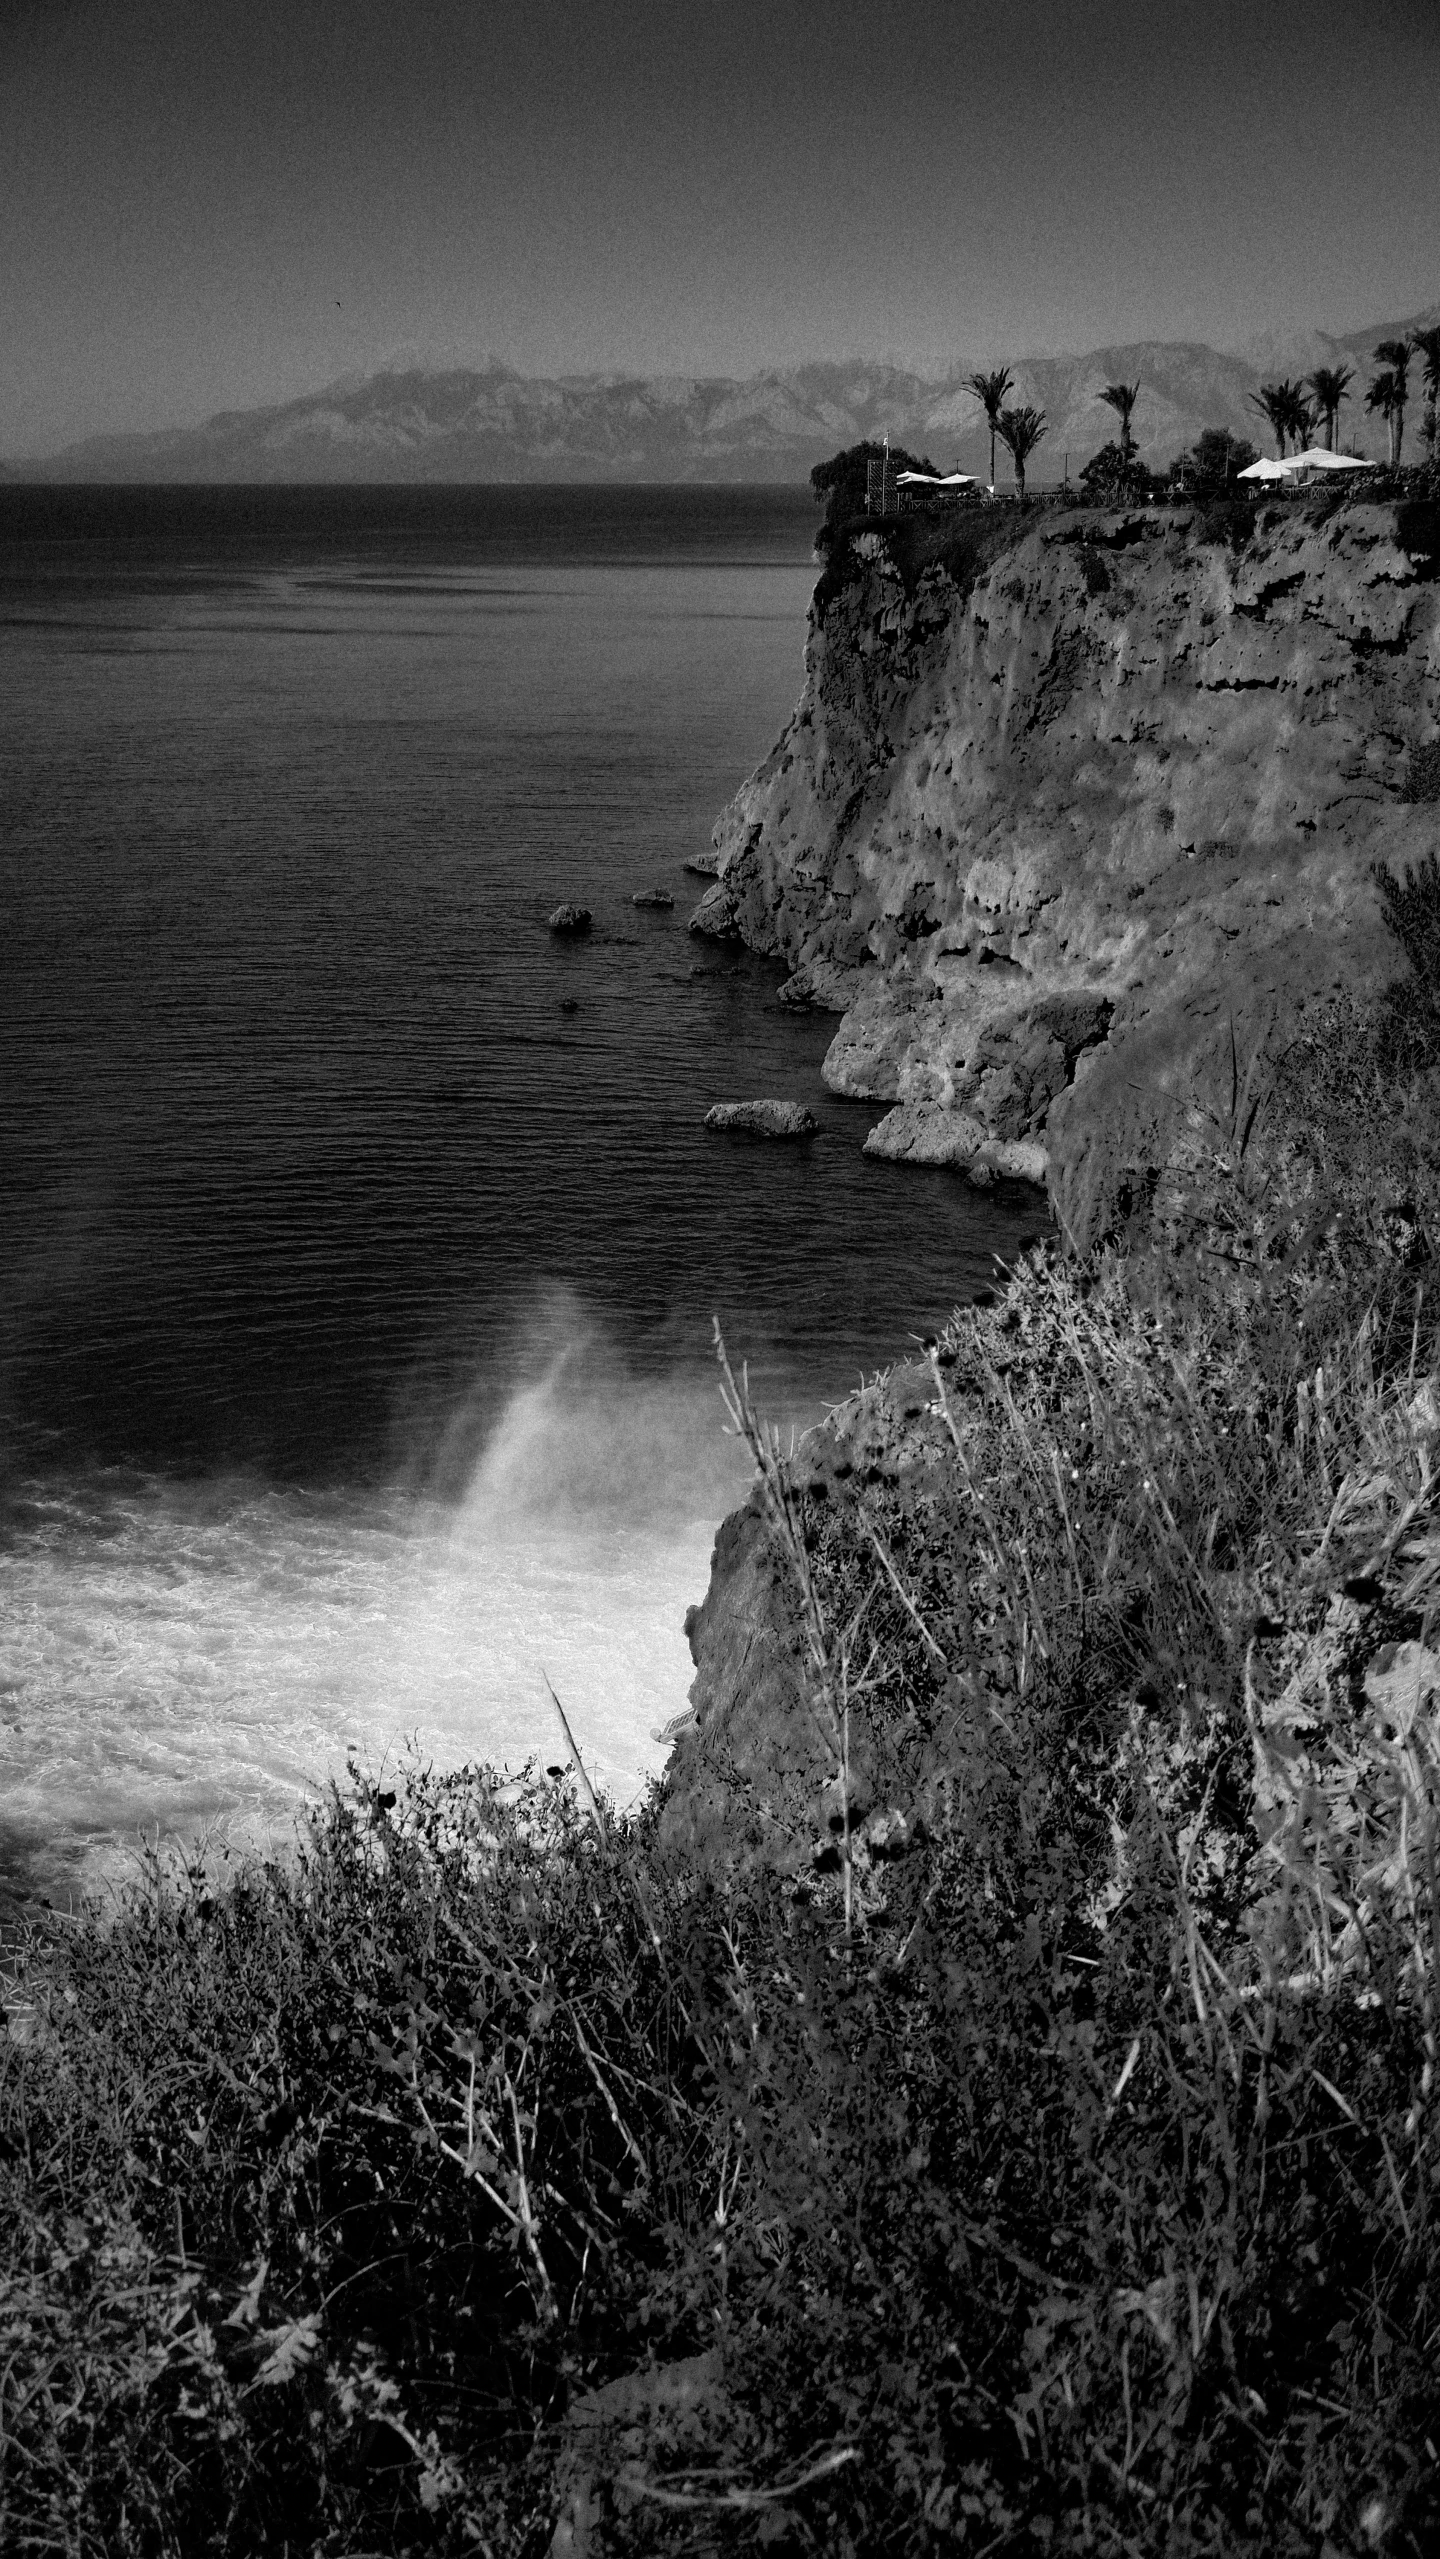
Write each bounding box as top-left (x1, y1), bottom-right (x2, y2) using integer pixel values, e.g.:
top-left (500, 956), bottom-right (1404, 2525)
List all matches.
top-left (1280, 447), bottom-right (1379, 474)
top-left (1236, 456), bottom-right (1289, 481)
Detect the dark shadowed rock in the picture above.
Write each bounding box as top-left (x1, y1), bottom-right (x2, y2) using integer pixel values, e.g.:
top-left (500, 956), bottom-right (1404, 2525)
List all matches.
top-left (631, 888), bottom-right (675, 909)
top-left (777, 957), bottom-right (867, 1011)
top-left (704, 1099), bottom-right (819, 1138)
top-left (547, 902), bottom-right (592, 934)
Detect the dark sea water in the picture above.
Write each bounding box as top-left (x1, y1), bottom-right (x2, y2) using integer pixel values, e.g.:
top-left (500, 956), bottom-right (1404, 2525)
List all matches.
top-left (0, 485), bottom-right (1044, 1898)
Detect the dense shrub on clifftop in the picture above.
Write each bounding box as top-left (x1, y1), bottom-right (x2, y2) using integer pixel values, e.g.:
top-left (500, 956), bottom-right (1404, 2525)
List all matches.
top-left (809, 439), bottom-right (938, 549)
top-left (1077, 440), bottom-right (1163, 504)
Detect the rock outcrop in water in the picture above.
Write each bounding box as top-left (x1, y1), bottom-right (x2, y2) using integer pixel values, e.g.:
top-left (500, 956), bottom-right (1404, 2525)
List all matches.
top-left (695, 497), bottom-right (1440, 1241)
top-left (703, 1100), bottom-right (818, 1138)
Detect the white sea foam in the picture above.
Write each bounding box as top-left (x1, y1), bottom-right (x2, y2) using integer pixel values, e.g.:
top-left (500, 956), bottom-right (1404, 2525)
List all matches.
top-left (0, 1329), bottom-right (757, 1902)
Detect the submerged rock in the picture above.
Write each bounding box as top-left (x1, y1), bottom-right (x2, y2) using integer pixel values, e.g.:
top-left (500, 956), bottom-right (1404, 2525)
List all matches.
top-left (547, 902), bottom-right (592, 934)
top-left (704, 1099), bottom-right (818, 1139)
top-left (631, 888), bottom-right (675, 909)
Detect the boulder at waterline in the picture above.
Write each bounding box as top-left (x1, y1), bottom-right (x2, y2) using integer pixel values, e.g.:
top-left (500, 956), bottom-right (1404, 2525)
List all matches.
top-left (547, 902), bottom-right (592, 934)
top-left (631, 889), bottom-right (675, 909)
top-left (687, 879), bottom-right (742, 939)
top-left (704, 1100), bottom-right (819, 1139)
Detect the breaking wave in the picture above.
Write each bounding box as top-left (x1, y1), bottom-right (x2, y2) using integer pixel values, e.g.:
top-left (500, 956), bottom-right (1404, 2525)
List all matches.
top-left (0, 1309), bottom-right (762, 1904)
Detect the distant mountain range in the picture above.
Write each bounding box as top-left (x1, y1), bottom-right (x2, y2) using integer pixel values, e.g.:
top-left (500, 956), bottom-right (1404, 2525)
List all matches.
top-left (11, 304), bottom-right (1438, 485)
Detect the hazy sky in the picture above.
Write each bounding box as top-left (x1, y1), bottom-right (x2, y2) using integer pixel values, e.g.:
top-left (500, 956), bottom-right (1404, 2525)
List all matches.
top-left (3, 0), bottom-right (1438, 454)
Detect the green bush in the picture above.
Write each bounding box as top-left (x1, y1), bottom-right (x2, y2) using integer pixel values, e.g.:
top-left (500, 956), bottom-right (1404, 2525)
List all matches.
top-left (1077, 442), bottom-right (1164, 505)
top-left (1169, 430), bottom-right (1259, 499)
top-left (809, 440), bottom-right (938, 540)
top-left (1192, 497), bottom-right (1254, 552)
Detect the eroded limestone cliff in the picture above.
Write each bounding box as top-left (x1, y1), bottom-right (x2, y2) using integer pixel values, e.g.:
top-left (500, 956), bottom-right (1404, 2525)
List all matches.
top-left (692, 498), bottom-right (1440, 1242)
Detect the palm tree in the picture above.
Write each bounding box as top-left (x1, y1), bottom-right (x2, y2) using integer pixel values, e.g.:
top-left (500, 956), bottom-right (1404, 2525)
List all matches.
top-left (1411, 327), bottom-right (1440, 465)
top-left (1307, 363), bottom-right (1354, 452)
top-left (1372, 339), bottom-right (1412, 465)
top-left (1281, 381), bottom-right (1317, 452)
top-left (996, 404), bottom-right (1047, 500)
top-left (1248, 381), bottom-right (1292, 458)
top-left (1097, 380), bottom-right (1140, 460)
top-left (968, 368), bottom-right (1014, 491)
top-left (1367, 372), bottom-right (1400, 467)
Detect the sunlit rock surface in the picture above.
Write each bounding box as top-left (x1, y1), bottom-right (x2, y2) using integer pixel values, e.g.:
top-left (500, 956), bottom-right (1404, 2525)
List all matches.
top-left (703, 1099), bottom-right (818, 1138)
top-left (704, 498), bottom-right (1440, 1239)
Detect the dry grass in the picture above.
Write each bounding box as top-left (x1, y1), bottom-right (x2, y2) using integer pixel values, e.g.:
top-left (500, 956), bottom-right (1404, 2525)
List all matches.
top-left (3, 1005), bottom-right (1440, 2553)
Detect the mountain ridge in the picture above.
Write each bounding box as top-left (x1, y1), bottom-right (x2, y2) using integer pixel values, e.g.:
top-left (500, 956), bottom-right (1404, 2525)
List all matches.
top-left (10, 303), bottom-right (1438, 484)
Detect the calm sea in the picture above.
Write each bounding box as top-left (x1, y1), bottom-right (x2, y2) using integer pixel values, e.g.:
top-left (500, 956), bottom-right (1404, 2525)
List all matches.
top-left (0, 485), bottom-right (1043, 1900)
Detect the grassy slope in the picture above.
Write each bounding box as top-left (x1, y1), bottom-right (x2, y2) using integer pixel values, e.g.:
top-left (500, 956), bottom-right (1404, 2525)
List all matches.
top-left (4, 980), bottom-right (1440, 2553)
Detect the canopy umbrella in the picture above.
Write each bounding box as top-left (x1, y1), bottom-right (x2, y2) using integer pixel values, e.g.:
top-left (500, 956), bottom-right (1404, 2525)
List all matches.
top-left (1280, 447), bottom-right (1379, 474)
top-left (1236, 456), bottom-right (1289, 481)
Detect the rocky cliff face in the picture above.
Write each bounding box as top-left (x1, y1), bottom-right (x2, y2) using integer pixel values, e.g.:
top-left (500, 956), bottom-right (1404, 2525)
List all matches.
top-left (660, 1353), bottom-right (952, 1876)
top-left (693, 498), bottom-right (1440, 1242)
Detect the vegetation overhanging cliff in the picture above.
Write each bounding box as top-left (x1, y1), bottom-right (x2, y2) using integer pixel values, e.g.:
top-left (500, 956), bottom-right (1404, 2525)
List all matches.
top-left (691, 491), bottom-right (1440, 1243)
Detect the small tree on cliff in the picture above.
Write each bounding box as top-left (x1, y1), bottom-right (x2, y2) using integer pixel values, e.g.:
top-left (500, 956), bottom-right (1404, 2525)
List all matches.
top-left (968, 367), bottom-right (1014, 490)
top-left (809, 439), bottom-right (937, 545)
top-left (1098, 379), bottom-right (1141, 460)
top-left (1173, 426), bottom-right (1258, 491)
top-left (996, 404), bottom-right (1047, 500)
top-left (1078, 442), bottom-right (1156, 503)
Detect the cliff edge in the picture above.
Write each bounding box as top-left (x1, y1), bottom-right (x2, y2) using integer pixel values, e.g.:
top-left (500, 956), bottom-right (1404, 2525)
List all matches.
top-left (694, 497), bottom-right (1440, 1242)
